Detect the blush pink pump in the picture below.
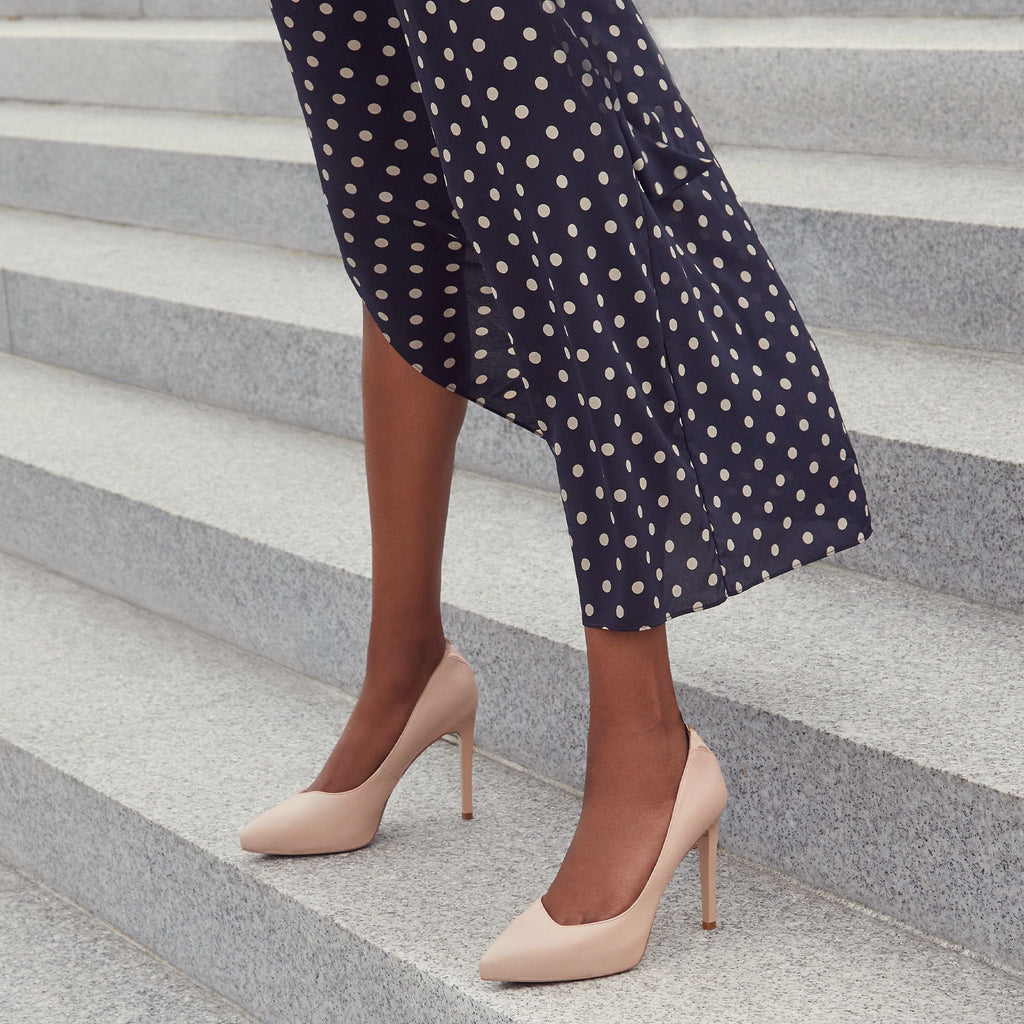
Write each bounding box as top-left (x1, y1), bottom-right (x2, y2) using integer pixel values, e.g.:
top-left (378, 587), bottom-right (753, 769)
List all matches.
top-left (239, 636), bottom-right (477, 856)
top-left (478, 724), bottom-right (727, 983)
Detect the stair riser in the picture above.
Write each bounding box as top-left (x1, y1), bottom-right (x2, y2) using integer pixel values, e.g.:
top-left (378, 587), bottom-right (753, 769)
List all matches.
top-left (0, 746), bottom-right (480, 1024)
top-left (673, 49), bottom-right (1024, 166)
top-left (0, 38), bottom-right (298, 120)
top-left (4, 274), bottom-right (369, 449)
top-left (6, 271), bottom-right (1023, 616)
top-left (2, 36), bottom-right (1022, 167)
top-left (0, 0), bottom-right (265, 15)
top-left (1, 457), bottom-right (1021, 971)
top-left (650, 0), bottom-right (1024, 10)
top-left (0, 271), bottom-right (10, 352)
top-left (0, 137), bottom-right (338, 255)
top-left (0, 271), bottom-right (580, 496)
top-left (831, 434), bottom-right (1024, 615)
top-left (746, 202), bottom-right (1024, 357)
top-left (2, 137), bottom-right (1020, 356)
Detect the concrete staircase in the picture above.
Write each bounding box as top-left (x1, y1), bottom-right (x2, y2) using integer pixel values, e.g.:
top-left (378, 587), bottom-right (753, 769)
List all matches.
top-left (1, 1), bottom-right (1022, 1020)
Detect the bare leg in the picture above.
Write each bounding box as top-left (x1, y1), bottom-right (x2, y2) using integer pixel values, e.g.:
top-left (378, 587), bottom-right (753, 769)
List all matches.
top-left (542, 623), bottom-right (691, 925)
top-left (308, 304), bottom-right (468, 793)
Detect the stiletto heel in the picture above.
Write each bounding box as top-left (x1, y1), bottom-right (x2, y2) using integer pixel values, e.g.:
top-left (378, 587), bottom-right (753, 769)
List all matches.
top-left (479, 724), bottom-right (728, 983)
top-left (697, 817), bottom-right (720, 930)
top-left (456, 713), bottom-right (475, 820)
top-left (240, 636), bottom-right (478, 855)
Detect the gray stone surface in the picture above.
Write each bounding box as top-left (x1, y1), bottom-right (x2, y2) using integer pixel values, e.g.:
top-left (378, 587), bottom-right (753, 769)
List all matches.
top-left (0, 0), bottom-right (266, 15)
top-left (3, 210), bottom-right (1024, 612)
top-left (0, 207), bottom-right (564, 495)
top-left (3, 100), bottom-right (1021, 353)
top-left (0, 19), bottom-right (298, 118)
top-left (0, 858), bottom-right (259, 1023)
top-left (0, 100), bottom-right (337, 255)
top-left (649, 17), bottom-right (1024, 164)
top-left (2, 16), bottom-right (1022, 164)
top-left (813, 329), bottom-right (1024, 611)
top-left (3, 0), bottom-right (1022, 15)
top-left (1, 549), bottom-right (1023, 1021)
top-left (0, 269), bottom-right (10, 352)
top-left (1, 354), bottom-right (1024, 966)
top-left (0, 206), bottom-right (375, 451)
top-left (642, 0), bottom-right (1024, 12)
top-left (0, 0), bottom-right (140, 14)
top-left (714, 144), bottom-right (1024, 356)
top-left (143, 0), bottom-right (265, 14)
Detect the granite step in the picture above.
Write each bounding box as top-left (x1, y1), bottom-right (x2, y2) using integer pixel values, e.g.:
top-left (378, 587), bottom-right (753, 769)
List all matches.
top-left (2, 207), bottom-right (1022, 612)
top-left (1, 16), bottom-right (1022, 166)
top-left (0, 857), bottom-right (259, 1024)
top-left (0, 350), bottom-right (1022, 969)
top-left (3, 2), bottom-right (1023, 26)
top-left (0, 0), bottom-right (264, 17)
top-left (652, 16), bottom-right (1024, 164)
top-left (0, 18), bottom-right (297, 118)
top-left (2, 548), bottom-right (1024, 1022)
top-left (1, 100), bottom-right (1021, 355)
top-left (643, 0), bottom-right (1024, 12)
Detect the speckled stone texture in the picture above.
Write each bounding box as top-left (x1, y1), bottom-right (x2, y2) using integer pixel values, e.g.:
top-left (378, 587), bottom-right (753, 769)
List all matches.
top-left (0, 0), bottom-right (263, 14)
top-left (648, 17), bottom-right (1024, 164)
top-left (2, 217), bottom-right (1023, 618)
top-left (717, 146), bottom-right (1024, 356)
top-left (4, 1), bottom-right (1023, 16)
top-left (641, 1), bottom-right (1023, 13)
top-left (834, 431), bottom-right (1024, 613)
top-left (0, 20), bottom-right (298, 118)
top-left (0, 102), bottom-right (337, 256)
top-left (1, 550), bottom-right (1023, 1023)
top-left (1, 0), bottom-right (1023, 1012)
top-left (0, 859), bottom-right (259, 1024)
top-left (143, 0), bottom-right (265, 13)
top-left (3, 17), bottom-right (1023, 166)
top-left (0, 212), bottom-right (557, 497)
top-left (0, 270), bottom-right (10, 352)
top-left (2, 105), bottom-right (1022, 354)
top-left (1, 354), bottom-right (1024, 969)
top-left (818, 329), bottom-right (1024, 614)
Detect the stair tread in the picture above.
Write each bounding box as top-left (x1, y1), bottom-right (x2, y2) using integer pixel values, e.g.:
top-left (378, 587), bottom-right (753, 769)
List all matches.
top-left (650, 14), bottom-right (1024, 49)
top-left (1, 99), bottom-right (1022, 228)
top-left (3, 205), bottom-right (1021, 465)
top-left (1, 1), bottom-right (1021, 1015)
top-left (1, 348), bottom-right (1022, 800)
top-left (0, 15), bottom-right (277, 39)
top-left (0, 98), bottom-right (307, 160)
top-left (811, 328), bottom-right (1024, 464)
top-left (4, 13), bottom-right (1024, 50)
top-left (0, 203), bottom-right (358, 331)
top-left (2, 547), bottom-right (1023, 1022)
top-left (0, 858), bottom-right (257, 1024)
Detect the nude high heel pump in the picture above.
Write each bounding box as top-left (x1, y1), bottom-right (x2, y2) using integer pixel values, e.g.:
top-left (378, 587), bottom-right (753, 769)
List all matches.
top-left (478, 724), bottom-right (727, 983)
top-left (239, 636), bottom-right (477, 855)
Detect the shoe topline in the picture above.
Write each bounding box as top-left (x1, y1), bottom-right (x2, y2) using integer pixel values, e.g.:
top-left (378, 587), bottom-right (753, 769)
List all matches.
top-left (239, 636), bottom-right (477, 855)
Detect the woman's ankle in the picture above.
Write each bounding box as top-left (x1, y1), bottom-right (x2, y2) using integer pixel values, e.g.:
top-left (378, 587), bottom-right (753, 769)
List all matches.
top-left (363, 626), bottom-right (447, 698)
top-left (583, 712), bottom-right (689, 799)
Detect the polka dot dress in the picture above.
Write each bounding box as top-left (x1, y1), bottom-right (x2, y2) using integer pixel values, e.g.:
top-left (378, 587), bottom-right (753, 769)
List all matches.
top-left (270, 0), bottom-right (873, 630)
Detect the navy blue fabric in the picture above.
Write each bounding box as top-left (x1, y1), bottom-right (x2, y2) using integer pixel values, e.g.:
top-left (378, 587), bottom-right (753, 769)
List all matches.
top-left (270, 0), bottom-right (873, 630)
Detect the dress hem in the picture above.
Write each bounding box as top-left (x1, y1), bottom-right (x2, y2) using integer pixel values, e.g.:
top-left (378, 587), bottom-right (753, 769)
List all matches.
top-left (581, 517), bottom-right (874, 631)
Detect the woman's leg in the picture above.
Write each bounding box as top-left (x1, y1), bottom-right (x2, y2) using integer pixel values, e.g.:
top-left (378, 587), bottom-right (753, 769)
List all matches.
top-left (308, 304), bottom-right (468, 793)
top-left (542, 623), bottom-right (691, 925)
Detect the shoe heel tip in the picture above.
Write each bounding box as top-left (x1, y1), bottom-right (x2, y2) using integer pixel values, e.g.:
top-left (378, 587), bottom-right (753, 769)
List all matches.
top-left (462, 811), bottom-right (474, 820)
top-left (702, 920), bottom-right (717, 930)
